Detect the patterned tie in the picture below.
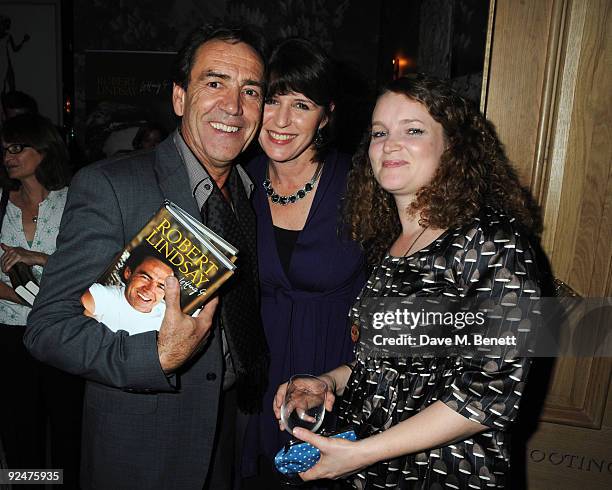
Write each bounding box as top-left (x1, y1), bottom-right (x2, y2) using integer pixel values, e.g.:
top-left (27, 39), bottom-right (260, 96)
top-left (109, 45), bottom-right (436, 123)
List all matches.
top-left (200, 167), bottom-right (269, 413)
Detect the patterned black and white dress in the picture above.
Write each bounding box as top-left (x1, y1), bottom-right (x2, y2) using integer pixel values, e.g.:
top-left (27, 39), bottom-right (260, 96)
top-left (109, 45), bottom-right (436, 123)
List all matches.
top-left (338, 209), bottom-right (542, 489)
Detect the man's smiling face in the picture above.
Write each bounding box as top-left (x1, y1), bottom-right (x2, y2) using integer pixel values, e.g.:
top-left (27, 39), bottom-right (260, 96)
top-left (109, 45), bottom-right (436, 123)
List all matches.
top-left (172, 39), bottom-right (265, 176)
top-left (123, 257), bottom-right (174, 313)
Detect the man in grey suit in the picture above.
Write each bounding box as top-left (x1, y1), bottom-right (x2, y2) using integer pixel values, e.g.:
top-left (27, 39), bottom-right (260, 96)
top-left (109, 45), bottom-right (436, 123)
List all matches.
top-left (25, 24), bottom-right (269, 490)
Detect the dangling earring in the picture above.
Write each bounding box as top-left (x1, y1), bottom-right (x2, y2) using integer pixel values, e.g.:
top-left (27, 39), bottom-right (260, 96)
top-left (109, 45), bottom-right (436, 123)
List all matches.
top-left (314, 128), bottom-right (324, 147)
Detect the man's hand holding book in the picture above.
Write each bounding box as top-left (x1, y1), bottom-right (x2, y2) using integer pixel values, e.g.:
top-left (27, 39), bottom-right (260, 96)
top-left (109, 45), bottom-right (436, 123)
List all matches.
top-left (157, 276), bottom-right (219, 373)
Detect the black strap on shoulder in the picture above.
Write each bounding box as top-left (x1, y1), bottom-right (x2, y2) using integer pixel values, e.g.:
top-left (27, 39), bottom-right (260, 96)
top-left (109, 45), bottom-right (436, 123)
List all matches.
top-left (0, 188), bottom-right (9, 231)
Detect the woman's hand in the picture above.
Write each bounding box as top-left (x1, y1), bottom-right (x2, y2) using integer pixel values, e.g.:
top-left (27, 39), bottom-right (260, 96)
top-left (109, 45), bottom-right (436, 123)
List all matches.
top-left (288, 401), bottom-right (488, 482)
top-left (292, 428), bottom-right (371, 480)
top-left (0, 243), bottom-right (48, 272)
top-left (273, 379), bottom-right (336, 432)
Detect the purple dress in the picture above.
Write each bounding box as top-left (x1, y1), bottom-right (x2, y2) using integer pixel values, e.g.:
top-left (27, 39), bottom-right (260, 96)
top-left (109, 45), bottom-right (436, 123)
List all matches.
top-left (242, 149), bottom-right (366, 475)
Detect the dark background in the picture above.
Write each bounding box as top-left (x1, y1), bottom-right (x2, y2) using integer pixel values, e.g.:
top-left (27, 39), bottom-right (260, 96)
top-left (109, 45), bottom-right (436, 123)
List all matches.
top-left (5, 0), bottom-right (490, 164)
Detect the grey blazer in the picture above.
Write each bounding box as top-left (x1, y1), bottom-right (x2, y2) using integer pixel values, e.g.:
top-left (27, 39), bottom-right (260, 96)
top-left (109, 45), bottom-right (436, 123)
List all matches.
top-left (25, 137), bottom-right (245, 489)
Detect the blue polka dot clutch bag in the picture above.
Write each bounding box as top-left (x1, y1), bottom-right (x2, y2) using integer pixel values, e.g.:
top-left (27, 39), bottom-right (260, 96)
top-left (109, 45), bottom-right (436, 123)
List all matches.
top-left (274, 429), bottom-right (358, 476)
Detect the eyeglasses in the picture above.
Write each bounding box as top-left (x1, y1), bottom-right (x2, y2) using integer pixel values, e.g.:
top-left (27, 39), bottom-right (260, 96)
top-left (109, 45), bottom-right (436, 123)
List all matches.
top-left (2, 143), bottom-right (33, 155)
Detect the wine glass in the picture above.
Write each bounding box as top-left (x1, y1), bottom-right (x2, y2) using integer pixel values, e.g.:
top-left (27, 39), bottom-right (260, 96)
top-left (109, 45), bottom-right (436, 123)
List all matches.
top-left (280, 374), bottom-right (328, 438)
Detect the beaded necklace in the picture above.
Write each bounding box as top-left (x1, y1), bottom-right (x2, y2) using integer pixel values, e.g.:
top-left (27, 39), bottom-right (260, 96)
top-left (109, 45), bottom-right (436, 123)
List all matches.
top-left (263, 162), bottom-right (323, 206)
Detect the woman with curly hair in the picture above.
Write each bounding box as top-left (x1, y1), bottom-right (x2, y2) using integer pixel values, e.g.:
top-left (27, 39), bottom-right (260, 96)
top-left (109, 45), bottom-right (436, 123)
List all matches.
top-left (273, 74), bottom-right (545, 489)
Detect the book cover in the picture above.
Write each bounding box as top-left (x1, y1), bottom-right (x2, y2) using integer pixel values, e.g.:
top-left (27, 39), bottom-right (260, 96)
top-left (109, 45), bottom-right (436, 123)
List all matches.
top-left (80, 200), bottom-right (237, 335)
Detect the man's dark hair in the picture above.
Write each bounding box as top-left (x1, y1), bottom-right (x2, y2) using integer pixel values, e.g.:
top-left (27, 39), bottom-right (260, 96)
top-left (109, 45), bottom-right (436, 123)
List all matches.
top-left (1, 90), bottom-right (38, 118)
top-left (1, 114), bottom-right (71, 190)
top-left (174, 23), bottom-right (268, 90)
top-left (121, 244), bottom-right (174, 284)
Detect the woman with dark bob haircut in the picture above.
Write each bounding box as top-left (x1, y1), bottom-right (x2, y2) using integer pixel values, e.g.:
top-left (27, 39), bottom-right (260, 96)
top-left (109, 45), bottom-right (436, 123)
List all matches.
top-left (0, 113), bottom-right (79, 481)
top-left (273, 75), bottom-right (546, 489)
top-left (1, 113), bottom-right (71, 191)
top-left (242, 38), bottom-right (366, 485)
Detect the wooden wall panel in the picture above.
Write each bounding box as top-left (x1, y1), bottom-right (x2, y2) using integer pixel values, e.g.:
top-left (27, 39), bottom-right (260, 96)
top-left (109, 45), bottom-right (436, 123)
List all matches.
top-left (544, 0), bottom-right (612, 295)
top-left (543, 357), bottom-right (611, 428)
top-left (526, 423), bottom-right (612, 489)
top-left (485, 0), bottom-right (555, 187)
top-left (533, 0), bottom-right (611, 428)
top-left (485, 0), bottom-right (612, 487)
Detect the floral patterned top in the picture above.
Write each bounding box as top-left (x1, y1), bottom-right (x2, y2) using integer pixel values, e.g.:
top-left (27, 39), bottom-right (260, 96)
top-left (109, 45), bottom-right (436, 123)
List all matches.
top-left (338, 208), bottom-right (543, 489)
top-left (0, 187), bottom-right (68, 325)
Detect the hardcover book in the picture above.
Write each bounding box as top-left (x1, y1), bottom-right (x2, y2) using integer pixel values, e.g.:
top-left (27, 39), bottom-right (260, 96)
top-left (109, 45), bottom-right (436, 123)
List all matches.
top-left (80, 200), bottom-right (237, 335)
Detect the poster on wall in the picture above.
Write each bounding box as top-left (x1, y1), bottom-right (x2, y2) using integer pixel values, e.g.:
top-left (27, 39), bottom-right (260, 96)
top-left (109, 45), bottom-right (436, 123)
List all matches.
top-left (84, 50), bottom-right (176, 161)
top-left (0, 0), bottom-right (62, 123)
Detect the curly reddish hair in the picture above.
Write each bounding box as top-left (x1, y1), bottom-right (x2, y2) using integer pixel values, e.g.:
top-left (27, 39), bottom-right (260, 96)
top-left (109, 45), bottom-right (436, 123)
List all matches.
top-left (344, 75), bottom-right (541, 265)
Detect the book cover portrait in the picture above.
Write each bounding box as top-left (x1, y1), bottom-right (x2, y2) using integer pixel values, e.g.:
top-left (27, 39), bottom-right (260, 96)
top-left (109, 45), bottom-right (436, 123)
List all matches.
top-left (80, 201), bottom-right (237, 335)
